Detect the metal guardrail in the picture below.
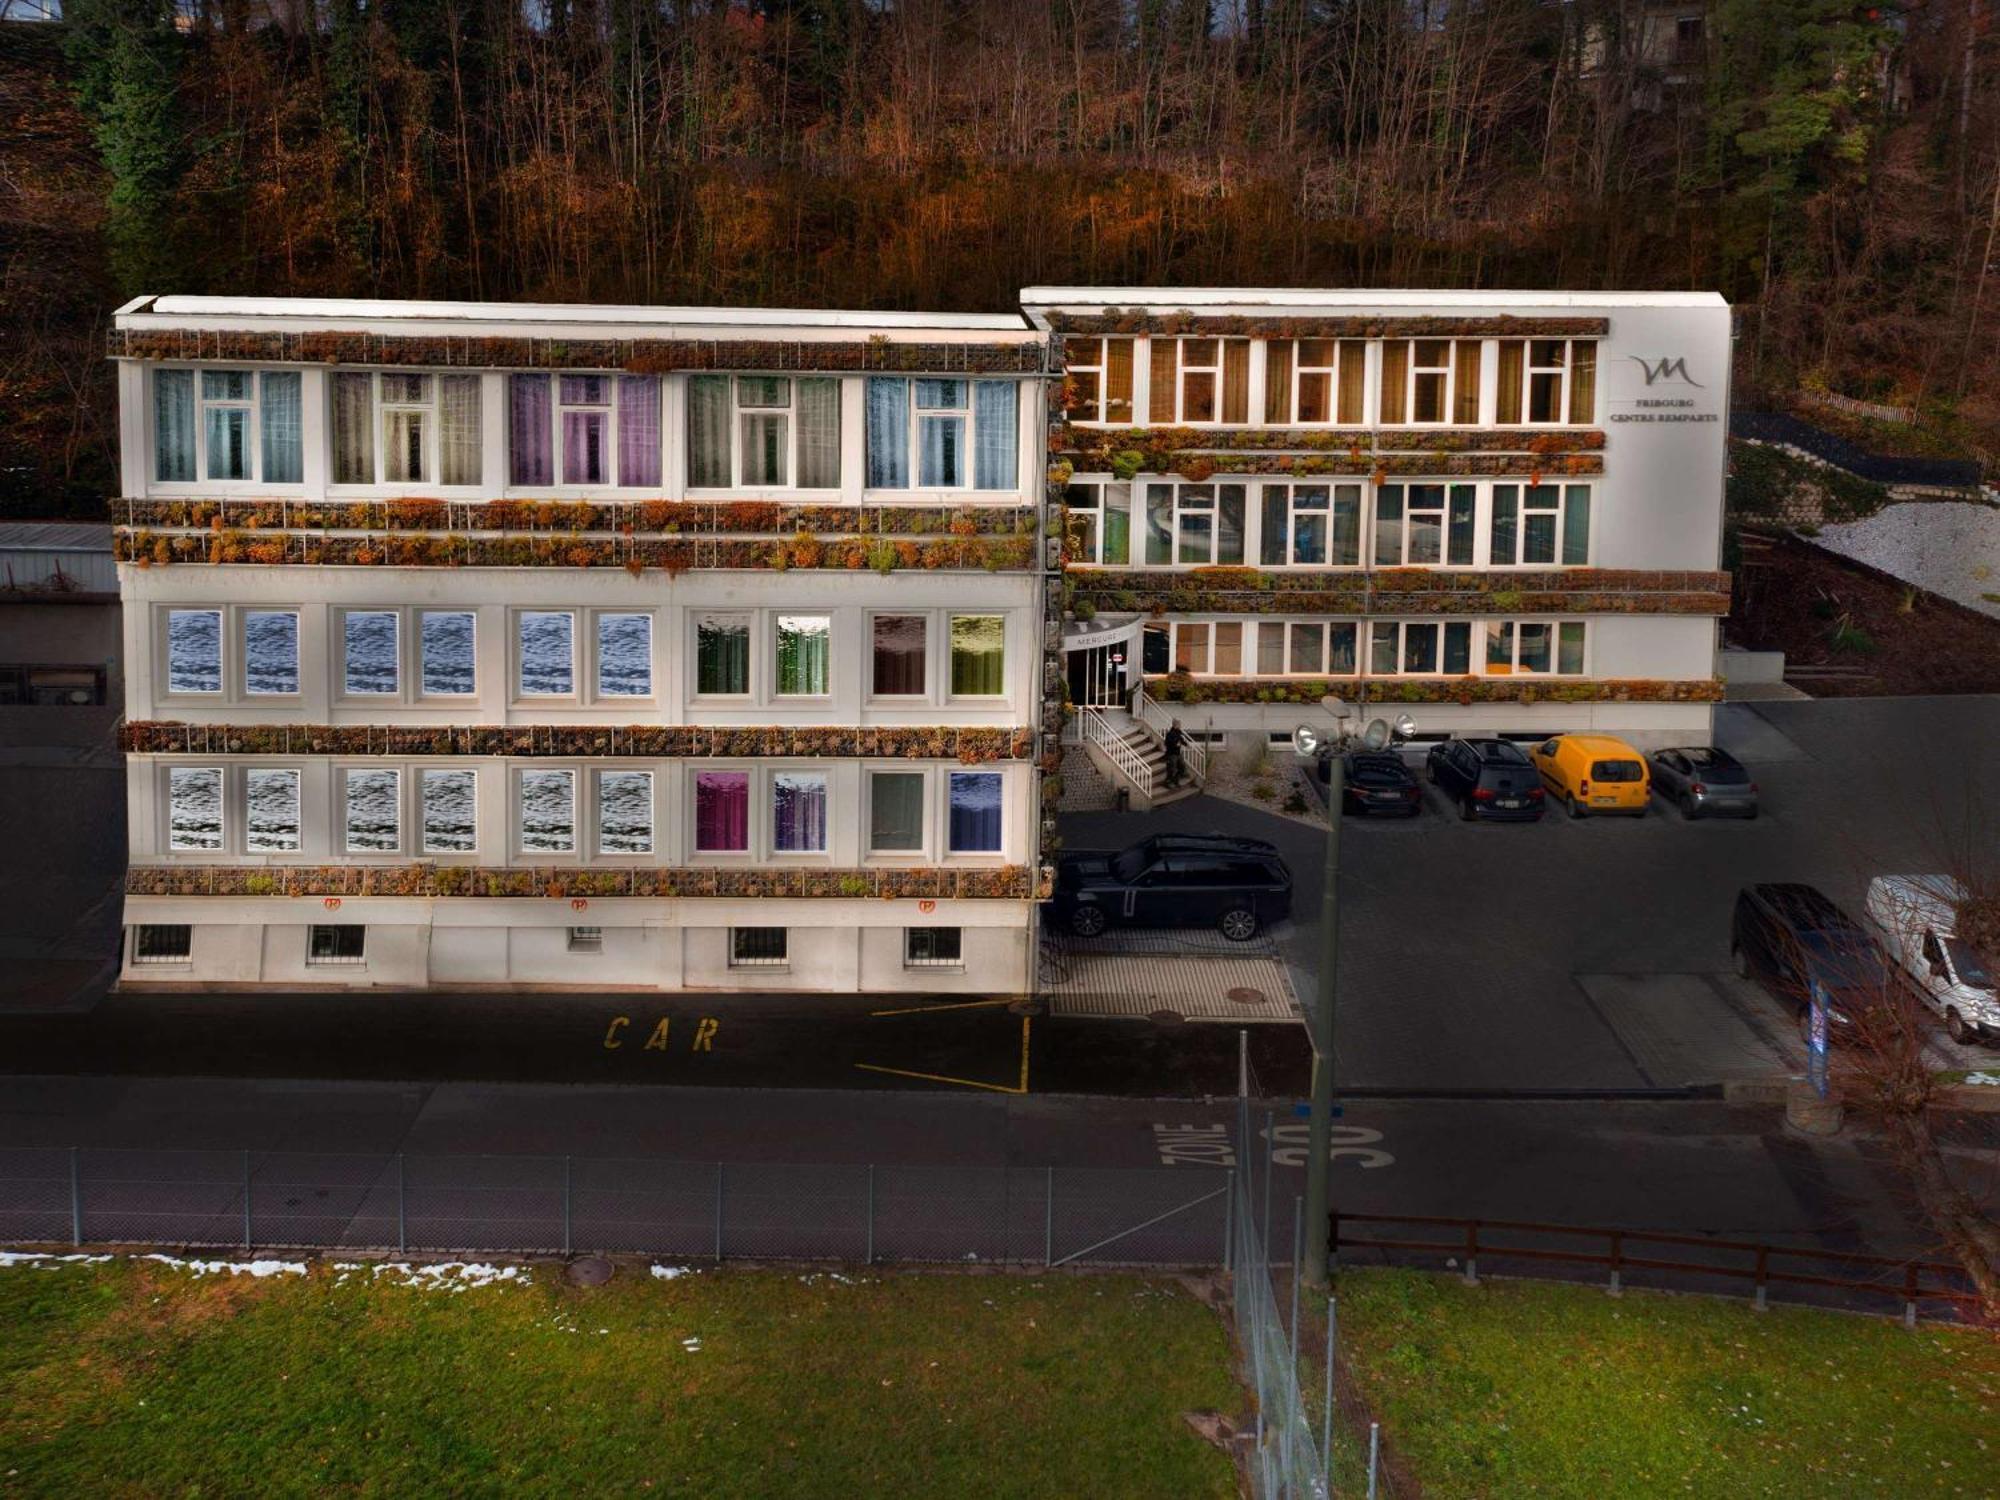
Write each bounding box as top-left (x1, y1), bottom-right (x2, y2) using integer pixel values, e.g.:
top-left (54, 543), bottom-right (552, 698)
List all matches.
top-left (1077, 704), bottom-right (1154, 798)
top-left (1731, 411), bottom-right (1983, 489)
top-left (1330, 1210), bottom-right (1978, 1324)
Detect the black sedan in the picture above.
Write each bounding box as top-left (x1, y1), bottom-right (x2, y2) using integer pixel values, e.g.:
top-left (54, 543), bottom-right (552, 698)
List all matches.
top-left (1649, 745), bottom-right (1759, 819)
top-left (1319, 750), bottom-right (1423, 817)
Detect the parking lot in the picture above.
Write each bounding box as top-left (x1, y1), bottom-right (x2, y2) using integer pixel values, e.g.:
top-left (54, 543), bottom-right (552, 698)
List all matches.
top-left (1058, 694), bottom-right (2000, 1092)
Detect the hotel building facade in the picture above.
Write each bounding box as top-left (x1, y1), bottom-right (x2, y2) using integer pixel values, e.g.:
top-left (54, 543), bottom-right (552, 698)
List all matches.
top-left (109, 288), bottom-right (1729, 991)
top-left (111, 297), bottom-right (1056, 991)
top-left (1025, 288), bottom-right (1730, 790)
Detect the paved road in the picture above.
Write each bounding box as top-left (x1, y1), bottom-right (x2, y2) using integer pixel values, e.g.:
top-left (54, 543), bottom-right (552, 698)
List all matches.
top-left (1062, 695), bottom-right (2000, 1090)
top-left (2, 1073), bottom-right (1988, 1279)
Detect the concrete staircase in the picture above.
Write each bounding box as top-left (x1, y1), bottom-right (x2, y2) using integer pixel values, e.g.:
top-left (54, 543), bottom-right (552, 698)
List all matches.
top-left (1078, 707), bottom-right (1202, 810)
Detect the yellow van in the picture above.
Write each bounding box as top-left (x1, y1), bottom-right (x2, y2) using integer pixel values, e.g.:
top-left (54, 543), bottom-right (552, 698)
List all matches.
top-left (1531, 734), bottom-right (1650, 818)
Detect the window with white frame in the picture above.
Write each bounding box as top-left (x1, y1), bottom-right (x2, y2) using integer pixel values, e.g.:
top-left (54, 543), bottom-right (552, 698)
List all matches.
top-left (343, 768), bottom-right (402, 853)
top-left (1262, 339), bottom-right (1366, 425)
top-left (864, 378), bottom-right (1017, 491)
top-left (771, 771), bottom-right (829, 854)
top-left (518, 611), bottom-right (575, 697)
top-left (342, 611), bottom-right (400, 696)
top-left (507, 373), bottom-right (661, 488)
top-left (1496, 340), bottom-right (1597, 425)
top-left (949, 614), bottom-right (1006, 697)
top-left (1378, 339), bottom-right (1481, 425)
top-left (245, 768), bottom-right (301, 853)
top-left (165, 608), bottom-right (222, 694)
top-left (597, 770), bottom-right (654, 854)
top-left (596, 612), bottom-right (653, 698)
top-left (132, 924), bottom-right (192, 964)
top-left (568, 926), bottom-right (604, 953)
top-left (1170, 621), bottom-right (1245, 676)
top-left (1257, 482), bottom-right (1361, 567)
top-left (307, 925), bottom-right (367, 966)
top-left (1065, 336), bottom-right (1136, 423)
top-left (167, 766), bottom-right (223, 851)
top-left (1063, 481), bottom-right (1132, 566)
top-left (1368, 621), bottom-right (1474, 676)
top-left (774, 614), bottom-right (831, 697)
top-left (1141, 482), bottom-right (1247, 566)
top-left (1484, 620), bottom-right (1587, 675)
top-left (905, 927), bottom-right (964, 967)
top-left (1256, 620), bottom-right (1359, 677)
top-left (729, 927), bottom-right (788, 967)
top-left (1489, 482), bottom-right (1591, 566)
top-left (242, 610), bottom-right (299, 696)
top-left (331, 371), bottom-right (482, 487)
top-left (694, 770), bottom-right (750, 853)
top-left (421, 768), bottom-right (478, 854)
top-left (868, 771), bottom-right (926, 853)
top-left (870, 614), bottom-right (928, 697)
top-left (947, 772), bottom-right (1003, 854)
top-left (152, 369), bottom-right (302, 485)
top-left (1146, 338), bottom-right (1250, 424)
top-left (519, 768), bottom-right (577, 854)
top-left (686, 375), bottom-right (841, 490)
top-left (420, 611), bottom-right (477, 696)
top-left (1372, 483), bottom-right (1476, 567)
top-left (693, 612), bottom-right (752, 696)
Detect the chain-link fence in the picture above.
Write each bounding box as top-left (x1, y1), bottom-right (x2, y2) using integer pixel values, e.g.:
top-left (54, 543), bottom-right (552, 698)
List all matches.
top-left (0, 1145), bottom-right (1229, 1268)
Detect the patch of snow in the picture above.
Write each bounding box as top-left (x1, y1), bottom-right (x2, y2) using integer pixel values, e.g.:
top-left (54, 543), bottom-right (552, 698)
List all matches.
top-left (649, 1264), bottom-right (693, 1280)
top-left (0, 1251), bottom-right (112, 1268)
top-left (681, 1336), bottom-right (702, 1352)
top-left (141, 1255), bottom-right (307, 1278)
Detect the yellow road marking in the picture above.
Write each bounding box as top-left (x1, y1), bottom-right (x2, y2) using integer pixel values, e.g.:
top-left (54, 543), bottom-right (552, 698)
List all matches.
top-left (868, 997), bottom-right (1017, 1018)
top-left (854, 1017), bottom-right (1032, 1094)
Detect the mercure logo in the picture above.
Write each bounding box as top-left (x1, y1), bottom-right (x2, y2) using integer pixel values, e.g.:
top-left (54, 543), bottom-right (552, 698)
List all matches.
top-left (1628, 355), bottom-right (1703, 388)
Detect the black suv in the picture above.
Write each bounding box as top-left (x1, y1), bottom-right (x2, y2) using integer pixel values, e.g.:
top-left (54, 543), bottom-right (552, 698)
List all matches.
top-left (1052, 834), bottom-right (1293, 941)
top-left (1731, 884), bottom-right (1892, 1036)
top-left (1424, 737), bottom-right (1545, 821)
top-left (1319, 750), bottom-right (1422, 818)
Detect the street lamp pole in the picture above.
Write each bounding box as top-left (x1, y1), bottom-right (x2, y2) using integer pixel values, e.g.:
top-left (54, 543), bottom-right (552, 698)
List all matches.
top-left (1302, 751), bottom-right (1341, 1288)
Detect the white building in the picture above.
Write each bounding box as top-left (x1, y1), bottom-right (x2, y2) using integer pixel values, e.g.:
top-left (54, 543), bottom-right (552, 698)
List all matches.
top-left (1021, 288), bottom-right (1731, 794)
top-left (111, 296), bottom-right (1055, 992)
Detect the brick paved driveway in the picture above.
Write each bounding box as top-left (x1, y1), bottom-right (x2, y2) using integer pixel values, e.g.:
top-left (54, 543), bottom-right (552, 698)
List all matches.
top-left (1059, 695), bottom-right (2000, 1090)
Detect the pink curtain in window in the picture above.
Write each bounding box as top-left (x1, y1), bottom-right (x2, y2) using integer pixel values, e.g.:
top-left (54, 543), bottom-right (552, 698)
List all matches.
top-left (695, 771), bottom-right (749, 852)
top-left (618, 376), bottom-right (661, 487)
top-left (510, 375), bottom-right (552, 486)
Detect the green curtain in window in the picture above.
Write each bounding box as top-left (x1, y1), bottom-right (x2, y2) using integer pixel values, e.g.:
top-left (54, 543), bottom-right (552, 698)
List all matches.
top-left (686, 375), bottom-right (731, 488)
top-left (1561, 486), bottom-right (1591, 565)
top-left (696, 615), bottom-right (750, 694)
top-left (776, 616), bottom-right (831, 695)
top-left (950, 615), bottom-right (1006, 696)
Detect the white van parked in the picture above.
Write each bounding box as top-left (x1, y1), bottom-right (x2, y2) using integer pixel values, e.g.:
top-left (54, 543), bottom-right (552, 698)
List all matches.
top-left (1863, 874), bottom-right (2000, 1046)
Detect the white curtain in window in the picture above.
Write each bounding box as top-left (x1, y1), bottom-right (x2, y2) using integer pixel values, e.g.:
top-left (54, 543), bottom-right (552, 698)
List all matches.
top-left (686, 375), bottom-right (731, 488)
top-left (918, 415), bottom-right (963, 487)
top-left (973, 382), bottom-right (1017, 490)
top-left (383, 407), bottom-right (427, 484)
top-left (796, 377), bottom-right (841, 489)
top-left (331, 373), bottom-right (375, 485)
top-left (259, 372), bottom-right (302, 484)
top-left (154, 370), bottom-right (195, 482)
top-left (439, 375), bottom-right (482, 486)
top-left (865, 378), bottom-right (908, 488)
top-left (617, 376), bottom-right (661, 488)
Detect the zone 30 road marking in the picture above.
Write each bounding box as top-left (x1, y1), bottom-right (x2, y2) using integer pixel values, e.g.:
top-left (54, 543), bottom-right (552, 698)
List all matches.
top-left (1151, 1121), bottom-right (1394, 1170)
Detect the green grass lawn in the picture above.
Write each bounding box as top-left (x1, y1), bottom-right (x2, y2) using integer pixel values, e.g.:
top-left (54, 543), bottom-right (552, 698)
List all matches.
top-left (0, 1257), bottom-right (1239, 1498)
top-left (1319, 1269), bottom-right (1999, 1499)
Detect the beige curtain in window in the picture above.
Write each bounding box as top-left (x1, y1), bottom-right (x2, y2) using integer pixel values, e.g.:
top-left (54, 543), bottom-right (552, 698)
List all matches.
top-left (1264, 341), bottom-right (1293, 424)
top-left (1453, 342), bottom-right (1482, 424)
top-left (1149, 339), bottom-right (1178, 424)
top-left (1338, 341), bottom-right (1367, 423)
top-left (331, 373), bottom-right (375, 485)
top-left (1103, 338), bottom-right (1135, 421)
top-left (1379, 341), bottom-right (1408, 424)
top-left (1568, 343), bottom-right (1597, 423)
top-left (1221, 340), bottom-right (1250, 423)
top-left (1496, 341), bottom-right (1525, 424)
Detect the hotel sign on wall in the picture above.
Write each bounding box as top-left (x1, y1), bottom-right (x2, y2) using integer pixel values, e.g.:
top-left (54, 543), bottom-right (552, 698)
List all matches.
top-left (1607, 355), bottom-right (1721, 426)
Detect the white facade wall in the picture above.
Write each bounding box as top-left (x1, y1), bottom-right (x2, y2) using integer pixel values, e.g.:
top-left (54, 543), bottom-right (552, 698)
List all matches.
top-left (113, 296), bottom-right (1050, 994)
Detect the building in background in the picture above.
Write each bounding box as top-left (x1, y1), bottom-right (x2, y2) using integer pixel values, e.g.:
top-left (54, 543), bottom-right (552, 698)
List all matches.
top-left (0, 522), bottom-right (120, 744)
top-left (110, 296), bottom-right (1052, 991)
top-left (1023, 288), bottom-right (1730, 800)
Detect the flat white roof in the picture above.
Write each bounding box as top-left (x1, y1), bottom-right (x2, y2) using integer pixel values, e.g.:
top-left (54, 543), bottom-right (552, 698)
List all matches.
top-left (118, 295), bottom-right (1035, 341)
top-left (1020, 286), bottom-right (1727, 314)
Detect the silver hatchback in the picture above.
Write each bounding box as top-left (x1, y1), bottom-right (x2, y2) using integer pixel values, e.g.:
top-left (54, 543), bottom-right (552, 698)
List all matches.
top-left (1649, 746), bottom-right (1759, 819)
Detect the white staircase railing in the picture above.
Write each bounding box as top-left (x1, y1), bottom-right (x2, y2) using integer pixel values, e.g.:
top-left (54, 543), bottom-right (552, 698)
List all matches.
top-left (1077, 705), bottom-right (1154, 799)
top-left (1132, 683), bottom-right (1207, 783)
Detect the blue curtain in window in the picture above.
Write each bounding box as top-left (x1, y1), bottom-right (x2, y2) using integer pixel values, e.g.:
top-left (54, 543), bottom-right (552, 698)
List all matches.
top-left (973, 382), bottom-right (1017, 490)
top-left (866, 378), bottom-right (909, 488)
top-left (260, 372), bottom-right (302, 484)
top-left (948, 772), bottom-right (1003, 853)
top-left (154, 370), bottom-right (194, 482)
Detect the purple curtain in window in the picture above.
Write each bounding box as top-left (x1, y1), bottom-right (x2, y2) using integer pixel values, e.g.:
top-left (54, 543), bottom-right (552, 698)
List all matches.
top-left (562, 410), bottom-right (608, 484)
top-left (695, 771), bottom-right (749, 852)
top-left (510, 375), bottom-right (552, 486)
top-left (772, 773), bottom-right (827, 853)
top-left (618, 376), bottom-right (662, 488)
